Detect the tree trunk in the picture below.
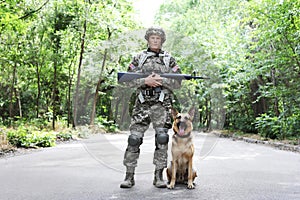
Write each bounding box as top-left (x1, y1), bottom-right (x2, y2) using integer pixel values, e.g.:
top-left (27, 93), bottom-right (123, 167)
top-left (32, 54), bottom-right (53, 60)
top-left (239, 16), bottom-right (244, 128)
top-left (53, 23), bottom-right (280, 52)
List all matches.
top-left (9, 63), bottom-right (17, 120)
top-left (90, 49), bottom-right (108, 126)
top-left (73, 19), bottom-right (87, 128)
top-left (90, 28), bottom-right (112, 126)
top-left (15, 88), bottom-right (22, 118)
top-left (67, 60), bottom-right (75, 128)
top-left (205, 97), bottom-right (211, 131)
top-left (36, 64), bottom-right (41, 118)
top-left (114, 97), bottom-right (121, 123)
top-left (250, 75), bottom-right (268, 117)
top-left (271, 68), bottom-right (279, 116)
top-left (52, 5), bottom-right (59, 130)
top-left (52, 51), bottom-right (58, 130)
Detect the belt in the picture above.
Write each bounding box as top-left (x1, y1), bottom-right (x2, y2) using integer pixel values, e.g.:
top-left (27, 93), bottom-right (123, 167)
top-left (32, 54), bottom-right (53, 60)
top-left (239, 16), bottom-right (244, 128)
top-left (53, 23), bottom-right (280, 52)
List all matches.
top-left (141, 89), bottom-right (156, 96)
top-left (138, 87), bottom-right (169, 103)
top-left (141, 87), bottom-right (163, 96)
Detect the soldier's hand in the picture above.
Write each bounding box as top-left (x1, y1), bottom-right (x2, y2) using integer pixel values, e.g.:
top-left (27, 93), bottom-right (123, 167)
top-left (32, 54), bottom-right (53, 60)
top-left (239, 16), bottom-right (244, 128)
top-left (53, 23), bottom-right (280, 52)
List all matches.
top-left (145, 72), bottom-right (162, 87)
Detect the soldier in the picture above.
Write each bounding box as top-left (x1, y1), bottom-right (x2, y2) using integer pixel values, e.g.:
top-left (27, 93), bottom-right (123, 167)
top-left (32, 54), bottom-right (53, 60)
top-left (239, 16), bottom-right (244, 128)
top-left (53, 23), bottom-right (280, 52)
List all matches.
top-left (120, 27), bottom-right (181, 188)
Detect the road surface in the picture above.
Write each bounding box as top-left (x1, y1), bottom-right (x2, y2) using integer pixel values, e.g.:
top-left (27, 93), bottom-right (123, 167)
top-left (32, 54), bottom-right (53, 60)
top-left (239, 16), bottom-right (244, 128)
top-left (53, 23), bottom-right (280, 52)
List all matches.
top-left (1, 129), bottom-right (299, 200)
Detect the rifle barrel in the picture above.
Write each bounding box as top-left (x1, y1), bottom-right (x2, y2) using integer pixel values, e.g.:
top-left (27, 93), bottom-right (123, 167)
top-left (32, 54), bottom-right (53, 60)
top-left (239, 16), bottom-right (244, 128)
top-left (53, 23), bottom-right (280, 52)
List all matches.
top-left (117, 72), bottom-right (209, 83)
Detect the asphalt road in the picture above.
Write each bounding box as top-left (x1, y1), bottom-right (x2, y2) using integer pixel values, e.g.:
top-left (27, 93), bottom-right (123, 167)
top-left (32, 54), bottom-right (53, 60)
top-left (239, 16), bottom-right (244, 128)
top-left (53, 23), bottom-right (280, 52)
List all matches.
top-left (1, 129), bottom-right (300, 200)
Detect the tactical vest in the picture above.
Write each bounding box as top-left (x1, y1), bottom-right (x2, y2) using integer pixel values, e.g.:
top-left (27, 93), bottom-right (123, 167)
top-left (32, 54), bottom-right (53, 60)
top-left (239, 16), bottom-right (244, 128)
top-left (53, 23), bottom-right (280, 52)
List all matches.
top-left (136, 50), bottom-right (172, 104)
top-left (137, 51), bottom-right (171, 69)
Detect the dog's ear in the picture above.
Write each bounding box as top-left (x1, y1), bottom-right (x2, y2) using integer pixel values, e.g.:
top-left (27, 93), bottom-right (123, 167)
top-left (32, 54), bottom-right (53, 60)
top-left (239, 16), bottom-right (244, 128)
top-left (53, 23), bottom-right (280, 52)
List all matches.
top-left (188, 107), bottom-right (195, 120)
top-left (171, 107), bottom-right (178, 119)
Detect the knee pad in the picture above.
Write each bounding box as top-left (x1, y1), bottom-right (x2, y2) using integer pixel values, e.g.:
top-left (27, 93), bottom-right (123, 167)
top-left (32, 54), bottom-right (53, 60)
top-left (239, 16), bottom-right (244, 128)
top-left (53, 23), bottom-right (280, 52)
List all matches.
top-left (128, 134), bottom-right (143, 147)
top-left (155, 128), bottom-right (169, 145)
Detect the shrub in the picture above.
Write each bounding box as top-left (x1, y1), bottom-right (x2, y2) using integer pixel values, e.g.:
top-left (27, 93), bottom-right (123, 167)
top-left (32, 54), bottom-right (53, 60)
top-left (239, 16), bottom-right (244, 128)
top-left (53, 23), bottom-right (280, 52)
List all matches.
top-left (96, 116), bottom-right (119, 133)
top-left (255, 112), bottom-right (300, 140)
top-left (11, 118), bottom-right (49, 130)
top-left (281, 113), bottom-right (300, 139)
top-left (7, 127), bottom-right (56, 148)
top-left (255, 114), bottom-right (281, 139)
top-left (56, 132), bottom-right (73, 141)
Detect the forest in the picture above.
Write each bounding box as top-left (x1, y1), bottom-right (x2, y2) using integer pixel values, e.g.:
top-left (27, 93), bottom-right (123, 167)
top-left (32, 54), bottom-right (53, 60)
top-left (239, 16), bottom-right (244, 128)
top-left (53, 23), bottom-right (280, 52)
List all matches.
top-left (0, 0), bottom-right (299, 149)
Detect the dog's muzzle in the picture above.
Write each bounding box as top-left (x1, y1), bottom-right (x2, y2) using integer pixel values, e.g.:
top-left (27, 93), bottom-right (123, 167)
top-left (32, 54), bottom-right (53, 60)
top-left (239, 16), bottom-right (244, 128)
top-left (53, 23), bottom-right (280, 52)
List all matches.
top-left (177, 122), bottom-right (187, 130)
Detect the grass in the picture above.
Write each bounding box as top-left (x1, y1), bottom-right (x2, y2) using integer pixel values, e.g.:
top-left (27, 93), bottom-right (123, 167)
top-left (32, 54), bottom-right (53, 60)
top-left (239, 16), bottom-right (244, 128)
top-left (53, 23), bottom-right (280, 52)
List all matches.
top-left (220, 129), bottom-right (300, 146)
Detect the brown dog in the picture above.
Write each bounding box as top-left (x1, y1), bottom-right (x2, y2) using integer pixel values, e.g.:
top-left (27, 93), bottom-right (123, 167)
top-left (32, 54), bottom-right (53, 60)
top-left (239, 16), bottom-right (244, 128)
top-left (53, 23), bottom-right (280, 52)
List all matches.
top-left (166, 107), bottom-right (197, 189)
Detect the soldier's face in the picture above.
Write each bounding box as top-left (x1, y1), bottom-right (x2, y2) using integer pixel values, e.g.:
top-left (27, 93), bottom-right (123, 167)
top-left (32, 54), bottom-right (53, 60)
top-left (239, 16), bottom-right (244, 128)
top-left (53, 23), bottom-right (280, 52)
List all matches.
top-left (148, 34), bottom-right (162, 51)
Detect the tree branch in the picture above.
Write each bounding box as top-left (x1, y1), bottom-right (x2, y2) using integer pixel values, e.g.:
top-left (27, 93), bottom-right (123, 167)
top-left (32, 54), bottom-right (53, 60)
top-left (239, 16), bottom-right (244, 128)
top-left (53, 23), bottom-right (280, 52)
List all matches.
top-left (18, 0), bottom-right (50, 20)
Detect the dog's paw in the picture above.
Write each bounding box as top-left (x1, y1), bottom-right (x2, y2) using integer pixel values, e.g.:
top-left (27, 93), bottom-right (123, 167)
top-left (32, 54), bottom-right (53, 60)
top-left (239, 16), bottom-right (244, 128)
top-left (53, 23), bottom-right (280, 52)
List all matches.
top-left (167, 184), bottom-right (175, 189)
top-left (187, 183), bottom-right (195, 189)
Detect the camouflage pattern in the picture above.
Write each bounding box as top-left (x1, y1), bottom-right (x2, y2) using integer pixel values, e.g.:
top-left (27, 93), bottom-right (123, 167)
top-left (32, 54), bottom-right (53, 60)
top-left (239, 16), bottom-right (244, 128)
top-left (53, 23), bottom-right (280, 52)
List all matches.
top-left (123, 48), bottom-right (181, 171)
top-left (125, 50), bottom-right (181, 89)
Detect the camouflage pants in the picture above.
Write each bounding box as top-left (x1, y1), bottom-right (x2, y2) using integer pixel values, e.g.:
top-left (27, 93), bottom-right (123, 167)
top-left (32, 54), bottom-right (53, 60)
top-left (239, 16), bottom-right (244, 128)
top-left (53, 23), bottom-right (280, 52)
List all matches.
top-left (123, 93), bottom-right (172, 170)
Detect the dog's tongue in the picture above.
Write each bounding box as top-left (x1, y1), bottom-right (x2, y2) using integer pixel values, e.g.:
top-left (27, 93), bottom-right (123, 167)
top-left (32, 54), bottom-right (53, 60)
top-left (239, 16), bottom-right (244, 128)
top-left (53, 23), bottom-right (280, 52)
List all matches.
top-left (179, 127), bottom-right (185, 136)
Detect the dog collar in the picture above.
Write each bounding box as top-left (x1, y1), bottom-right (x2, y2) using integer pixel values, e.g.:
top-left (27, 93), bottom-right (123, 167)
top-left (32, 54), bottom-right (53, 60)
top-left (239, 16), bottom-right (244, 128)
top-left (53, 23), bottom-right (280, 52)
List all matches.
top-left (174, 132), bottom-right (191, 138)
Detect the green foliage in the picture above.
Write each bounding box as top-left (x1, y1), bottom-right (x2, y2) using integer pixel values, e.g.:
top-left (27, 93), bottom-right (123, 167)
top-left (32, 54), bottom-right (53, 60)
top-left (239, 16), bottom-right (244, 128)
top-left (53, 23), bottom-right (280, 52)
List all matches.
top-left (0, 0), bottom-right (139, 129)
top-left (56, 132), bottom-right (73, 141)
top-left (255, 112), bottom-right (300, 140)
top-left (156, 0), bottom-right (300, 140)
top-left (7, 127), bottom-right (56, 148)
top-left (255, 114), bottom-right (281, 139)
top-left (96, 116), bottom-right (119, 133)
top-left (282, 113), bottom-right (300, 139)
top-left (229, 114), bottom-right (256, 133)
top-left (11, 118), bottom-right (49, 130)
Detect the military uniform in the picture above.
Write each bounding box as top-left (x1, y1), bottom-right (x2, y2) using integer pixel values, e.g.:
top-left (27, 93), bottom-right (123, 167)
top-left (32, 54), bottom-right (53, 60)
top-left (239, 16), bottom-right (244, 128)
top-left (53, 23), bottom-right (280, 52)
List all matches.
top-left (121, 47), bottom-right (181, 188)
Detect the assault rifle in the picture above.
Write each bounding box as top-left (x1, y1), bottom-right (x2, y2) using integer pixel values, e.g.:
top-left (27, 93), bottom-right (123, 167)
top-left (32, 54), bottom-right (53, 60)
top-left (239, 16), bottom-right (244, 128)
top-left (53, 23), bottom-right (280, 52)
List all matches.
top-left (117, 72), bottom-right (210, 83)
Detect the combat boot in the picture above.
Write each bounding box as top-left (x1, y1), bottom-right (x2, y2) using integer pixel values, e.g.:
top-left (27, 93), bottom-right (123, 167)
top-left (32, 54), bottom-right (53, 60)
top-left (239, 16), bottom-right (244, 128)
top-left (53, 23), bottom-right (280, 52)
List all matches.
top-left (153, 169), bottom-right (167, 188)
top-left (120, 172), bottom-right (135, 188)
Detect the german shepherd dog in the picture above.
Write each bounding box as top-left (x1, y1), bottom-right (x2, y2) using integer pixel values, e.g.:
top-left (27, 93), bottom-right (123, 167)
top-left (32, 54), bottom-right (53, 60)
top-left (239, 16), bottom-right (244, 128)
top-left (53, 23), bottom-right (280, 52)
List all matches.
top-left (166, 107), bottom-right (197, 189)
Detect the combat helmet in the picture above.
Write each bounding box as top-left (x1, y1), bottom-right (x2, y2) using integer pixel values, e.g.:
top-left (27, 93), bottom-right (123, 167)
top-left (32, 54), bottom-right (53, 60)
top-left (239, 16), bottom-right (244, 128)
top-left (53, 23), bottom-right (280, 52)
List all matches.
top-left (144, 26), bottom-right (166, 44)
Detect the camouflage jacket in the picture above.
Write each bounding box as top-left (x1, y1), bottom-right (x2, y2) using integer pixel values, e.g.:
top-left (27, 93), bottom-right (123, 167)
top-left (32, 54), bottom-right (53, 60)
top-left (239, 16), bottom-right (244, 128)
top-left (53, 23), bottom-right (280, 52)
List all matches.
top-left (125, 48), bottom-right (181, 91)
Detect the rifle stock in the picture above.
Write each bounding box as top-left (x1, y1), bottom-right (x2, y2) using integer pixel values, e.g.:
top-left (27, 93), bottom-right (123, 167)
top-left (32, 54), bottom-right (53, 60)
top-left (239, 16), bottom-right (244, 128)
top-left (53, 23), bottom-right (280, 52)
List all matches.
top-left (117, 72), bottom-right (209, 83)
